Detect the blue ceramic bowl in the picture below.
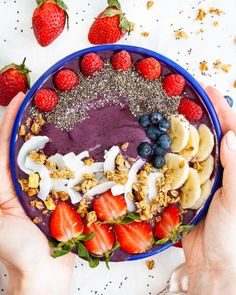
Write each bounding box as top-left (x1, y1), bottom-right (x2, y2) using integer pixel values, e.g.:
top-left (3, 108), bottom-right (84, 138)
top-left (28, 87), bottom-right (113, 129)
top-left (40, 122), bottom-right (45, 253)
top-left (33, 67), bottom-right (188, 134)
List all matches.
top-left (10, 45), bottom-right (223, 261)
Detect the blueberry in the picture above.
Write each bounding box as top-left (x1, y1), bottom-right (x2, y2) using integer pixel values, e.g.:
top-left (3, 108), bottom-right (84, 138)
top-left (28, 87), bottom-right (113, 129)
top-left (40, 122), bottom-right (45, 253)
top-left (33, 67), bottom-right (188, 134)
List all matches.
top-left (146, 126), bottom-right (162, 141)
top-left (153, 144), bottom-right (165, 156)
top-left (158, 134), bottom-right (171, 150)
top-left (137, 142), bottom-right (153, 158)
top-left (224, 95), bottom-right (234, 108)
top-left (158, 119), bottom-right (170, 132)
top-left (138, 115), bottom-right (151, 128)
top-left (153, 155), bottom-right (165, 169)
top-left (149, 112), bottom-right (163, 124)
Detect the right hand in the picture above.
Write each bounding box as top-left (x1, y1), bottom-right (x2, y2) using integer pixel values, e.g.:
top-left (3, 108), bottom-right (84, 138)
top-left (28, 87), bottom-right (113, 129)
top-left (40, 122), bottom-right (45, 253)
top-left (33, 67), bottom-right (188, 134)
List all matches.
top-left (183, 86), bottom-right (236, 294)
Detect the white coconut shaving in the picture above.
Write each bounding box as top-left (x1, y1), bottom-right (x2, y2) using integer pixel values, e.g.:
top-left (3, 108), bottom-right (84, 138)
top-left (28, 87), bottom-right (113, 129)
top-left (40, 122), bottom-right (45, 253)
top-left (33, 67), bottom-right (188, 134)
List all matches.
top-left (103, 145), bottom-right (120, 172)
top-left (83, 181), bottom-right (116, 199)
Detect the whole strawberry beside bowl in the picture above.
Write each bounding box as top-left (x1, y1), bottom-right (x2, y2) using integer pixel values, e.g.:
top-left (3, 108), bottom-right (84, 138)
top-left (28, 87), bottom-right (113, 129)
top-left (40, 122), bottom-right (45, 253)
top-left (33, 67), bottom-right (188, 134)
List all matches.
top-left (88, 0), bottom-right (133, 45)
top-left (32, 0), bottom-right (68, 47)
top-left (0, 58), bottom-right (30, 106)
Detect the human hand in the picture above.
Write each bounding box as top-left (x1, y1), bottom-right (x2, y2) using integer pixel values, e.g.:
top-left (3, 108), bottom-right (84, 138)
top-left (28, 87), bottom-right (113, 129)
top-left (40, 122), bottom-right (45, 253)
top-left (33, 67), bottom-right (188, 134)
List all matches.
top-left (0, 93), bottom-right (75, 295)
top-left (182, 86), bottom-right (236, 294)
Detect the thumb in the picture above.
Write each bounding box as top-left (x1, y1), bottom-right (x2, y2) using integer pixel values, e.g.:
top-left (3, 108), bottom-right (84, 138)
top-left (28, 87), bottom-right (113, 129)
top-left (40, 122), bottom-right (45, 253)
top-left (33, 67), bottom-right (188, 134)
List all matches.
top-left (220, 130), bottom-right (236, 210)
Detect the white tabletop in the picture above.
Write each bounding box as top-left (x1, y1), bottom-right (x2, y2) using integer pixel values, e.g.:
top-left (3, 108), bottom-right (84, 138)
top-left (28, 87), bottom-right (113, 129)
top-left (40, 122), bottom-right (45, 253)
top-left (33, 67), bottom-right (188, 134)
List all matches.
top-left (0, 0), bottom-right (235, 294)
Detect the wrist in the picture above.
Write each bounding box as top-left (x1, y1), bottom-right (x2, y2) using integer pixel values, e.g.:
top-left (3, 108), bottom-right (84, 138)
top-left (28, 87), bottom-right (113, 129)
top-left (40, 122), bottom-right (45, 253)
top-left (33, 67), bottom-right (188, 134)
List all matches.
top-left (187, 268), bottom-right (236, 295)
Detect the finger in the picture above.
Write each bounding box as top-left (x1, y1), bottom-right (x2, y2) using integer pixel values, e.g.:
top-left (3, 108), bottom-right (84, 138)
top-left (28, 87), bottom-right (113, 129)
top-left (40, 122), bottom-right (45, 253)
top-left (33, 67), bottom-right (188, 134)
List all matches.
top-left (219, 130), bottom-right (236, 210)
top-left (0, 92), bottom-right (25, 162)
top-left (205, 86), bottom-right (236, 134)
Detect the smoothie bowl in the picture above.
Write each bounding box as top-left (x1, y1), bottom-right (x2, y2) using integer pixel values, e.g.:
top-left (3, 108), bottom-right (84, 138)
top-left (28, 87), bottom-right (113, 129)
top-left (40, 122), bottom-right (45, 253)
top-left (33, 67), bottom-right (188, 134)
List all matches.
top-left (10, 45), bottom-right (222, 267)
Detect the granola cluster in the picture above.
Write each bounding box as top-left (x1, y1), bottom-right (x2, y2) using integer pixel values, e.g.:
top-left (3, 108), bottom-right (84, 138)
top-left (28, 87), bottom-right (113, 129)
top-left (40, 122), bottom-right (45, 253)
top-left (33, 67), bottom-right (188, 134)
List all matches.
top-left (18, 114), bottom-right (45, 141)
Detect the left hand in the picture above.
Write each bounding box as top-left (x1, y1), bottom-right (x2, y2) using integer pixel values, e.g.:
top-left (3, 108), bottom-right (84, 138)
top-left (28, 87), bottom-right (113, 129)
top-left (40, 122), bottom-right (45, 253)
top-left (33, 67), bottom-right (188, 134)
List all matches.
top-left (0, 92), bottom-right (75, 295)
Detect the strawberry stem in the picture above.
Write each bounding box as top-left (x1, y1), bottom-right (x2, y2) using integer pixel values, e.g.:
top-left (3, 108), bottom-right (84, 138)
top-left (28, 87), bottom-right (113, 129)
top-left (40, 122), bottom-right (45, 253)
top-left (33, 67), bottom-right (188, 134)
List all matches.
top-left (108, 0), bottom-right (121, 9)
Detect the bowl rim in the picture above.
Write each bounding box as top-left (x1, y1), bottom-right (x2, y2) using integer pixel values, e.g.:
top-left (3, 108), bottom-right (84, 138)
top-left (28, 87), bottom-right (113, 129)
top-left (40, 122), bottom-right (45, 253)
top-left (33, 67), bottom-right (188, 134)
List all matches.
top-left (10, 44), bottom-right (223, 261)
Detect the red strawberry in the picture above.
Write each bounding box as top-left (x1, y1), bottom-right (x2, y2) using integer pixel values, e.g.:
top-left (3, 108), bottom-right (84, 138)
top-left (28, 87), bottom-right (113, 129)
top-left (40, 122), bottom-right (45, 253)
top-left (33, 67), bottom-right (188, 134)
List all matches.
top-left (154, 205), bottom-right (180, 240)
top-left (54, 69), bottom-right (79, 92)
top-left (93, 190), bottom-right (127, 221)
top-left (88, 0), bottom-right (132, 45)
top-left (34, 88), bottom-right (58, 112)
top-left (83, 221), bottom-right (116, 256)
top-left (111, 50), bottom-right (132, 71)
top-left (32, 0), bottom-right (68, 47)
top-left (0, 58), bottom-right (30, 106)
top-left (50, 201), bottom-right (84, 242)
top-left (178, 98), bottom-right (203, 122)
top-left (174, 241), bottom-right (182, 248)
top-left (135, 57), bottom-right (161, 80)
top-left (114, 221), bottom-right (153, 254)
top-left (162, 74), bottom-right (186, 96)
top-left (81, 53), bottom-right (104, 77)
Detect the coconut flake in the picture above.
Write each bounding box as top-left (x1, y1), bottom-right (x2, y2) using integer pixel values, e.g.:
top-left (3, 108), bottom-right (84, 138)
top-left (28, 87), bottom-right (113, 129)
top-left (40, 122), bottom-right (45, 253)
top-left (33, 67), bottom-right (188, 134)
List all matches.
top-left (25, 157), bottom-right (51, 201)
top-left (104, 146), bottom-right (120, 172)
top-left (83, 181), bottom-right (116, 199)
top-left (63, 152), bottom-right (84, 172)
top-left (17, 136), bottom-right (49, 174)
top-left (111, 184), bottom-right (125, 196)
top-left (76, 151), bottom-right (89, 161)
top-left (124, 159), bottom-right (145, 211)
top-left (47, 153), bottom-right (65, 170)
top-left (52, 185), bottom-right (82, 204)
top-left (147, 172), bottom-right (163, 203)
top-left (68, 162), bottom-right (104, 188)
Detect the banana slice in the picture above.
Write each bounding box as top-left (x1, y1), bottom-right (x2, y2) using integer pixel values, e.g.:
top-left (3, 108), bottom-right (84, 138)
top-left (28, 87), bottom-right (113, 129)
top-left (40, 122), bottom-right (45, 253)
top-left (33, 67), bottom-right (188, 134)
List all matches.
top-left (179, 125), bottom-right (199, 162)
top-left (165, 153), bottom-right (189, 189)
top-left (192, 124), bottom-right (214, 162)
top-left (197, 155), bottom-right (214, 184)
top-left (168, 115), bottom-right (190, 153)
top-left (180, 168), bottom-right (201, 209)
top-left (191, 179), bottom-right (213, 210)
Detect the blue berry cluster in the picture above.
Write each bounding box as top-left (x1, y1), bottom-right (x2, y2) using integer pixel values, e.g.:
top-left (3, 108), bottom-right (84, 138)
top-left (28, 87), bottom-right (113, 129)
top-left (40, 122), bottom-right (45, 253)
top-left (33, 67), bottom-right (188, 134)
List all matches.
top-left (137, 112), bottom-right (171, 168)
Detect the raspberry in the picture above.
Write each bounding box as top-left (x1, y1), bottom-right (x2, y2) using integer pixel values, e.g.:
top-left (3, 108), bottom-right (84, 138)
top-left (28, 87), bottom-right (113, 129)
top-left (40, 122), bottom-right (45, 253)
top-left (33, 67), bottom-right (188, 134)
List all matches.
top-left (34, 88), bottom-right (58, 112)
top-left (135, 57), bottom-right (161, 80)
top-left (111, 50), bottom-right (132, 71)
top-left (54, 69), bottom-right (79, 92)
top-left (162, 74), bottom-right (186, 96)
top-left (81, 53), bottom-right (104, 76)
top-left (178, 98), bottom-right (203, 122)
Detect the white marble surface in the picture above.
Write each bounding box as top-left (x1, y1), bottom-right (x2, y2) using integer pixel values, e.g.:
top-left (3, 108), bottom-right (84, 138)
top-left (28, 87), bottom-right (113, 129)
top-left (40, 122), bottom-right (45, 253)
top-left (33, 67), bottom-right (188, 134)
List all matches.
top-left (0, 0), bottom-right (235, 294)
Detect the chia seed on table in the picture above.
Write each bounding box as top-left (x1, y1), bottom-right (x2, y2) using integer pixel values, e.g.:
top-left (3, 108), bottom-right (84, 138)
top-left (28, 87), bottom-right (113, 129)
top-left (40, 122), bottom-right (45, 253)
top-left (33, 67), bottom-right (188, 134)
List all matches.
top-left (31, 63), bottom-right (181, 131)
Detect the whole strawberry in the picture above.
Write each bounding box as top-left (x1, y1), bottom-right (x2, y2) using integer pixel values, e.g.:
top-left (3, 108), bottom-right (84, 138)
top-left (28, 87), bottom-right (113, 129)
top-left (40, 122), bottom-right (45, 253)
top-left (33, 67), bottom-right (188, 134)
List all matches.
top-left (111, 50), bottom-right (132, 71)
top-left (54, 69), bottom-right (79, 92)
top-left (32, 0), bottom-right (68, 47)
top-left (135, 57), bottom-right (161, 80)
top-left (178, 98), bottom-right (203, 122)
top-left (162, 74), bottom-right (186, 96)
top-left (0, 58), bottom-right (30, 106)
top-left (88, 0), bottom-right (133, 45)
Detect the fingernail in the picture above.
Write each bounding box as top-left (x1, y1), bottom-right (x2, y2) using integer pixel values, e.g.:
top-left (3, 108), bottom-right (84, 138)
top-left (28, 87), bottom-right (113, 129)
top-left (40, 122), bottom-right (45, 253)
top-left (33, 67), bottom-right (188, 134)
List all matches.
top-left (226, 130), bottom-right (236, 150)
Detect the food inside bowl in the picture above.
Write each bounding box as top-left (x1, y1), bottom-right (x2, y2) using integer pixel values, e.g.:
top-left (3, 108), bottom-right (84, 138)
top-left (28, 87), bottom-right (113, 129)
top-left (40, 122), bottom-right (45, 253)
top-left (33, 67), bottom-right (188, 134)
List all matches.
top-left (15, 49), bottom-right (216, 267)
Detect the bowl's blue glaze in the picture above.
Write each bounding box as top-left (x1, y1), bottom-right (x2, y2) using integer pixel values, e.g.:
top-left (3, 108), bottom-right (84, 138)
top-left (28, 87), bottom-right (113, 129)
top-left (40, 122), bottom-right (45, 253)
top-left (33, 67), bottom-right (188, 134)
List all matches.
top-left (10, 45), bottom-right (223, 261)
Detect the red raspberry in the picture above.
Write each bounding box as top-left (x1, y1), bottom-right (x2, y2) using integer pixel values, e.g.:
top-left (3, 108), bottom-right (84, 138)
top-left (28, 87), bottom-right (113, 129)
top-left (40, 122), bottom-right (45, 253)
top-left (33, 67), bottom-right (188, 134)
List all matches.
top-left (34, 88), bottom-right (58, 112)
top-left (135, 57), bottom-right (161, 80)
top-left (111, 50), bottom-right (132, 71)
top-left (162, 74), bottom-right (186, 96)
top-left (178, 98), bottom-right (203, 122)
top-left (81, 53), bottom-right (104, 76)
top-left (54, 69), bottom-right (79, 92)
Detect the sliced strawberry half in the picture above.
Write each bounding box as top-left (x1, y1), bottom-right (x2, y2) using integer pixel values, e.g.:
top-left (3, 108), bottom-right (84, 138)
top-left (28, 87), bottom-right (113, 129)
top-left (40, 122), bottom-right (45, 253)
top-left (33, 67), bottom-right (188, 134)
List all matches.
top-left (83, 221), bottom-right (116, 256)
top-left (93, 190), bottom-right (127, 221)
top-left (50, 201), bottom-right (84, 242)
top-left (114, 221), bottom-right (153, 254)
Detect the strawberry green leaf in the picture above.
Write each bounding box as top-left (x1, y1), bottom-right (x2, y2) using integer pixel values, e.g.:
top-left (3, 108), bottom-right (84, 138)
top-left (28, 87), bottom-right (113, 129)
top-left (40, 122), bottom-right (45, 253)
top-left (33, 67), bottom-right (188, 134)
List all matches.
top-left (36, 0), bottom-right (45, 6)
top-left (155, 237), bottom-right (170, 245)
top-left (127, 212), bottom-right (140, 221)
top-left (48, 240), bottom-right (58, 248)
top-left (17, 57), bottom-right (31, 89)
top-left (108, 0), bottom-right (121, 9)
top-left (77, 232), bottom-right (94, 242)
top-left (89, 258), bottom-right (100, 268)
top-left (179, 225), bottom-right (194, 239)
top-left (77, 241), bottom-right (90, 261)
top-left (119, 15), bottom-right (132, 34)
top-left (54, 0), bottom-right (69, 29)
top-left (0, 63), bottom-right (17, 74)
top-left (51, 249), bottom-right (69, 258)
top-left (112, 241), bottom-right (120, 251)
top-left (103, 9), bottom-right (122, 18)
top-left (120, 217), bottom-right (133, 224)
top-left (170, 233), bottom-right (179, 244)
top-left (105, 255), bottom-right (111, 270)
